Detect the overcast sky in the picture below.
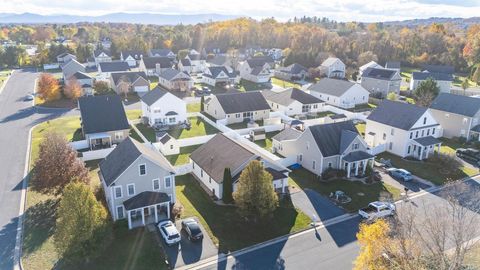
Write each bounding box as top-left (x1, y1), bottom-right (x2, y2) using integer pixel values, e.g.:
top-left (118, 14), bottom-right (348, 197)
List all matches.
top-left (2, 0), bottom-right (480, 22)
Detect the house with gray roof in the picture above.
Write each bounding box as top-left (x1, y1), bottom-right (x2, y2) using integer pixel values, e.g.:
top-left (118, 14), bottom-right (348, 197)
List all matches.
top-left (110, 71), bottom-right (149, 96)
top-left (429, 93), bottom-right (480, 140)
top-left (421, 64), bottom-right (454, 75)
top-left (204, 91), bottom-right (271, 124)
top-left (120, 50), bottom-right (145, 67)
top-left (238, 56), bottom-right (272, 83)
top-left (98, 61), bottom-right (131, 80)
top-left (360, 67), bottom-right (401, 98)
top-left (78, 95), bottom-right (130, 150)
top-left (307, 78), bottom-right (370, 109)
top-left (61, 59), bottom-right (86, 81)
top-left (262, 88), bottom-right (324, 116)
top-left (178, 58), bottom-right (193, 74)
top-left (201, 66), bottom-right (236, 86)
top-left (410, 71), bottom-right (453, 93)
top-left (184, 54), bottom-right (207, 73)
top-left (140, 86), bottom-right (187, 128)
top-left (366, 100), bottom-right (442, 160)
top-left (157, 68), bottom-right (193, 91)
top-left (93, 49), bottom-right (112, 66)
top-left (319, 57), bottom-right (345, 78)
top-left (274, 63), bottom-right (308, 81)
top-left (149, 48), bottom-right (176, 59)
top-left (139, 57), bottom-right (174, 76)
top-left (273, 121), bottom-right (374, 178)
top-left (99, 137), bottom-right (176, 229)
top-left (385, 61), bottom-right (401, 72)
top-left (56, 52), bottom-right (76, 64)
top-left (190, 133), bottom-right (289, 199)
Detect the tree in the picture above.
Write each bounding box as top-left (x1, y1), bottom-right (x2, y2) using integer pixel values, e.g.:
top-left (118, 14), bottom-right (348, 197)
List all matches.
top-left (472, 66), bottom-right (480, 86)
top-left (93, 80), bottom-right (111, 95)
top-left (32, 132), bottom-right (90, 195)
top-left (54, 182), bottom-right (111, 263)
top-left (354, 219), bottom-right (391, 270)
top-left (200, 96), bottom-right (205, 112)
top-left (64, 78), bottom-right (82, 101)
top-left (414, 77), bottom-right (440, 107)
top-left (233, 160), bottom-right (278, 222)
top-left (461, 78), bottom-right (469, 95)
top-left (357, 51), bottom-right (378, 66)
top-left (117, 78), bottom-right (130, 98)
top-left (222, 168), bottom-right (233, 204)
top-left (386, 92), bottom-right (397, 101)
top-left (37, 73), bottom-right (61, 101)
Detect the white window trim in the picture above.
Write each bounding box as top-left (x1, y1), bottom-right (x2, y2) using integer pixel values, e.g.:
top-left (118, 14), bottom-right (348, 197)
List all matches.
top-left (127, 183), bottom-right (136, 196)
top-left (152, 178), bottom-right (160, 191)
top-left (113, 186), bottom-right (123, 199)
top-left (116, 205), bottom-right (125, 219)
top-left (139, 163), bottom-right (147, 176)
top-left (164, 176), bottom-right (172, 188)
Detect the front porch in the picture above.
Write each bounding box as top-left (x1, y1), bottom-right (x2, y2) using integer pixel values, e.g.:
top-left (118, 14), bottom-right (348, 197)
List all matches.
top-left (410, 136), bottom-right (442, 160)
top-left (342, 151), bottom-right (375, 178)
top-left (123, 191), bottom-right (172, 229)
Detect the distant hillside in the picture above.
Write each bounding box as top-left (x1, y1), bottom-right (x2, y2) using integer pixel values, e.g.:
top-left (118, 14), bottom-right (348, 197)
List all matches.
top-left (384, 17), bottom-right (480, 29)
top-left (0, 12), bottom-right (241, 25)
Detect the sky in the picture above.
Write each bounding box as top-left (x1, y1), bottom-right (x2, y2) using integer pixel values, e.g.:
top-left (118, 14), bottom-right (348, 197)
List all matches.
top-left (1, 0), bottom-right (480, 22)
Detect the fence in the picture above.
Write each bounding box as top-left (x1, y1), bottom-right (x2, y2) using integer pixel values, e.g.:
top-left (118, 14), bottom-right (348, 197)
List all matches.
top-left (80, 147), bottom-right (115, 161)
top-left (368, 144), bottom-right (387, 155)
top-left (174, 163), bottom-right (193, 175)
top-left (70, 140), bottom-right (89, 150)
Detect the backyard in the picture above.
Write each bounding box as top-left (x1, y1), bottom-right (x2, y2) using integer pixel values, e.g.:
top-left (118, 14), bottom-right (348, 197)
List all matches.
top-left (227, 120), bottom-right (263, 130)
top-left (187, 102), bottom-right (201, 113)
top-left (253, 131), bottom-right (280, 151)
top-left (271, 77), bottom-right (301, 89)
top-left (165, 145), bottom-right (200, 166)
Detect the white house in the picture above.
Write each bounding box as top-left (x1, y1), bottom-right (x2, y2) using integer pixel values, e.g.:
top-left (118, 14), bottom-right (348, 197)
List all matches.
top-left (319, 57), bottom-right (346, 78)
top-left (139, 57), bottom-right (173, 76)
top-left (120, 50), bottom-right (145, 67)
top-left (201, 66), bottom-right (236, 87)
top-left (178, 58), bottom-right (193, 74)
top-left (158, 68), bottom-right (194, 91)
top-left (156, 132), bottom-right (180, 155)
top-left (410, 72), bottom-right (453, 93)
top-left (366, 100), bottom-right (442, 160)
top-left (238, 58), bottom-right (272, 83)
top-left (360, 67), bottom-right (401, 98)
top-left (307, 78), bottom-right (370, 109)
top-left (185, 54), bottom-right (207, 73)
top-left (262, 88), bottom-right (325, 116)
top-left (140, 86), bottom-right (187, 127)
top-left (93, 49), bottom-right (112, 66)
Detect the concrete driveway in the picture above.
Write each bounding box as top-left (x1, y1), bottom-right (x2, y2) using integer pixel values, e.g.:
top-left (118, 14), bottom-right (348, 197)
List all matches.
top-left (379, 170), bottom-right (432, 193)
top-left (158, 218), bottom-right (218, 268)
top-left (291, 188), bottom-right (346, 222)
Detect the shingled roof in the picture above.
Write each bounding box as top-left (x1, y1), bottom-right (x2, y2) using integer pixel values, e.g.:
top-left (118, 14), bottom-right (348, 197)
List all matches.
top-left (140, 86), bottom-right (169, 106)
top-left (307, 78), bottom-right (356, 97)
top-left (262, 88), bottom-right (323, 106)
top-left (430, 93), bottom-right (480, 117)
top-left (99, 61), bottom-right (130, 73)
top-left (111, 71), bottom-right (148, 86)
top-left (78, 95), bottom-right (130, 134)
top-left (215, 91), bottom-right (270, 114)
top-left (142, 57), bottom-right (173, 69)
top-left (367, 100), bottom-right (427, 130)
top-left (362, 67), bottom-right (398, 80)
top-left (277, 63), bottom-right (307, 74)
top-left (412, 71), bottom-right (453, 81)
top-left (308, 121), bottom-right (360, 157)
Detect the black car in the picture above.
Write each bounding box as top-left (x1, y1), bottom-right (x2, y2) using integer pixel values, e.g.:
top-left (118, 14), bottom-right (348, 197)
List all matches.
top-left (181, 218), bottom-right (203, 242)
top-left (456, 148), bottom-right (480, 165)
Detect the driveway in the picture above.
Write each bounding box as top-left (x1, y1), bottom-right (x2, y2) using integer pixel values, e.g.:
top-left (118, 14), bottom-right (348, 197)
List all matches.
top-left (290, 188), bottom-right (346, 222)
top-left (379, 170), bottom-right (432, 193)
top-left (158, 218), bottom-right (218, 268)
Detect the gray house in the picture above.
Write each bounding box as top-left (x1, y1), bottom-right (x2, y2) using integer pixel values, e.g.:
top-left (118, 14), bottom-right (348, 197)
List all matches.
top-left (99, 137), bottom-right (176, 229)
top-left (61, 59), bottom-right (86, 80)
top-left (360, 67), bottom-right (401, 98)
top-left (429, 93), bottom-right (480, 140)
top-left (110, 71), bottom-right (150, 96)
top-left (274, 63), bottom-right (308, 81)
top-left (410, 72), bottom-right (453, 93)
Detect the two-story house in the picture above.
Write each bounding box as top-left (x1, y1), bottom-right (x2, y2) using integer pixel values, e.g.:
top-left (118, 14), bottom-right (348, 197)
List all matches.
top-left (185, 54), bottom-right (207, 73)
top-left (93, 49), bottom-right (112, 66)
top-left (110, 71), bottom-right (150, 96)
top-left (307, 78), bottom-right (370, 109)
top-left (157, 68), bottom-right (194, 91)
top-left (238, 58), bottom-right (272, 83)
top-left (141, 86), bottom-right (187, 127)
top-left (274, 63), bottom-right (308, 81)
top-left (139, 57), bottom-right (174, 76)
top-left (262, 88), bottom-right (325, 116)
top-left (201, 66), bottom-right (236, 87)
top-left (319, 57), bottom-right (346, 79)
top-left (410, 72), bottom-right (453, 93)
top-left (360, 67), bottom-right (401, 97)
top-left (120, 50), bottom-right (145, 67)
top-left (149, 48), bottom-right (176, 59)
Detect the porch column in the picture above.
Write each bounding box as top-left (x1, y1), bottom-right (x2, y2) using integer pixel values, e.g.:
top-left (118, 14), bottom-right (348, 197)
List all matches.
top-left (437, 143), bottom-right (441, 152)
top-left (154, 204), bottom-right (158, 223)
top-left (108, 136), bottom-right (112, 147)
top-left (347, 163), bottom-right (351, 178)
top-left (425, 147), bottom-right (430, 159)
top-left (371, 159), bottom-right (374, 169)
top-left (355, 162), bottom-right (359, 176)
top-left (166, 203), bottom-right (171, 219)
top-left (141, 208), bottom-right (145, 226)
top-left (281, 179), bottom-right (286, 193)
top-left (362, 160), bottom-right (368, 175)
top-left (419, 147), bottom-right (424, 160)
top-left (127, 210), bottom-right (132, 229)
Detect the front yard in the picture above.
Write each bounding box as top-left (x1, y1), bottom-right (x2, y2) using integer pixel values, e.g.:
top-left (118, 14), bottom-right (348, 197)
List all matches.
top-left (288, 168), bottom-right (401, 212)
top-left (239, 79), bottom-right (270, 92)
top-left (175, 174), bottom-right (311, 253)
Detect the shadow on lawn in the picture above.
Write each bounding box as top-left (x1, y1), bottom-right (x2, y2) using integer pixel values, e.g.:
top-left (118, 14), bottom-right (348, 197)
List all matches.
top-left (0, 217), bottom-right (19, 270)
top-left (22, 198), bottom-right (58, 256)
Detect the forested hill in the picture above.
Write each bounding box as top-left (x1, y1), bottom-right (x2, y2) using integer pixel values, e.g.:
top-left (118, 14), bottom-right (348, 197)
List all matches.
top-left (384, 17), bottom-right (480, 28)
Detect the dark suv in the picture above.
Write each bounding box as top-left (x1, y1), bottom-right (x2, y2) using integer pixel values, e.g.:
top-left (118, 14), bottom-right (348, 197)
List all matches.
top-left (456, 148), bottom-right (480, 165)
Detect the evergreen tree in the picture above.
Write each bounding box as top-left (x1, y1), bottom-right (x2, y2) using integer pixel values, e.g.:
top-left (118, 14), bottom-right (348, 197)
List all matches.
top-left (222, 168), bottom-right (233, 204)
top-left (414, 77), bottom-right (440, 107)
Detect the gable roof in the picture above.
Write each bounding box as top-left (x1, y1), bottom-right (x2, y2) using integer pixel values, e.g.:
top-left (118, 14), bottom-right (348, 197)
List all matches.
top-left (362, 67), bottom-right (398, 80)
top-left (68, 71), bottom-right (92, 80)
top-left (190, 134), bottom-right (255, 183)
top-left (57, 52), bottom-right (74, 58)
top-left (99, 137), bottom-right (174, 186)
top-left (180, 58), bottom-right (192, 66)
top-left (307, 78), bottom-right (356, 97)
top-left (277, 63), bottom-right (307, 74)
top-left (205, 66), bottom-right (234, 79)
top-left (430, 93), bottom-right (480, 117)
top-left (94, 49), bottom-right (110, 57)
top-left (207, 55), bottom-right (229, 66)
top-left (123, 191), bottom-right (170, 210)
top-left (246, 57), bottom-right (268, 68)
top-left (159, 68), bottom-right (191, 81)
top-left (422, 64), bottom-right (454, 75)
top-left (99, 61), bottom-right (130, 73)
top-left (412, 71), bottom-right (453, 81)
top-left (187, 54), bottom-right (206, 61)
top-left (367, 100), bottom-right (428, 130)
top-left (149, 49), bottom-right (174, 57)
top-left (308, 121), bottom-right (359, 157)
top-left (385, 61), bottom-right (401, 69)
top-left (359, 61), bottom-right (381, 71)
top-left (321, 57), bottom-right (343, 67)
top-left (140, 86), bottom-right (169, 106)
top-left (142, 57), bottom-right (173, 69)
top-left (121, 50), bottom-right (144, 60)
top-left (262, 88), bottom-right (323, 106)
top-left (62, 59), bottom-right (85, 70)
top-left (272, 128), bottom-right (302, 141)
top-left (111, 71), bottom-right (148, 86)
top-left (215, 91), bottom-right (270, 114)
top-left (78, 95), bottom-right (130, 134)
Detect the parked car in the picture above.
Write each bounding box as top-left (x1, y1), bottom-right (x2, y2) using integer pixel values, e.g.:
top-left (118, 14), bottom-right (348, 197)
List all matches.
top-left (24, 94), bottom-right (34, 101)
top-left (202, 86), bottom-right (211, 94)
top-left (181, 218), bottom-right (203, 242)
top-left (158, 220), bottom-right (181, 246)
top-left (456, 148), bottom-right (480, 165)
top-left (387, 168), bottom-right (413, 182)
top-left (359, 201), bottom-right (396, 220)
top-left (195, 89), bottom-right (204, 95)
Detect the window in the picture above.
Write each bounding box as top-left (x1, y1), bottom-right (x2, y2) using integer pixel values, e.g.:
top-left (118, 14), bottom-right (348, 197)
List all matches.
top-left (116, 206), bottom-right (125, 219)
top-left (115, 132), bottom-right (123, 140)
top-left (313, 104), bottom-right (318, 109)
top-left (352, 143), bottom-right (359, 150)
top-left (389, 142), bottom-right (393, 150)
top-left (416, 131), bottom-right (419, 138)
top-left (410, 132), bottom-right (413, 139)
top-left (312, 161), bottom-right (316, 170)
top-left (152, 179), bottom-right (160, 190)
top-left (421, 130), bottom-right (424, 137)
top-left (114, 186), bottom-right (122, 199)
top-left (427, 129), bottom-right (430, 136)
top-left (407, 146), bottom-right (411, 154)
top-left (169, 117), bottom-right (176, 123)
top-left (382, 133), bottom-right (386, 140)
top-left (306, 142), bottom-right (310, 149)
top-left (139, 164), bottom-right (146, 175)
top-left (299, 154), bottom-right (303, 162)
top-left (209, 177), bottom-right (211, 183)
top-left (432, 128), bottom-right (436, 135)
top-left (390, 128), bottom-right (394, 136)
top-left (164, 176), bottom-right (172, 188)
top-left (127, 184), bottom-right (135, 196)
top-left (423, 117), bottom-right (427, 125)
top-left (201, 170), bottom-right (203, 177)
top-left (236, 113), bottom-right (240, 118)
top-left (463, 118), bottom-right (468, 124)
top-left (192, 163), bottom-right (195, 169)
top-left (170, 145), bottom-right (173, 149)
top-left (328, 162), bottom-right (332, 168)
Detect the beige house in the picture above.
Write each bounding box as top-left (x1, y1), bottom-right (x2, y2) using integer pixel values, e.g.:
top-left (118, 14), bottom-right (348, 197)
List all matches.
top-left (110, 71), bottom-right (150, 96)
top-left (319, 57), bottom-right (346, 78)
top-left (158, 68), bottom-right (193, 91)
top-left (360, 67), bottom-right (401, 98)
top-left (262, 88), bottom-right (325, 116)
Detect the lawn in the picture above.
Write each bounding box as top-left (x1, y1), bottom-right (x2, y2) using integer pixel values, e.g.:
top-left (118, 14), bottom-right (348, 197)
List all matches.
top-left (313, 111), bottom-right (336, 119)
top-left (465, 243), bottom-right (480, 269)
top-left (125, 109), bottom-right (142, 121)
top-left (348, 103), bottom-right (376, 112)
top-left (355, 123), bottom-right (366, 137)
top-left (453, 75), bottom-right (477, 88)
top-left (187, 102), bottom-right (201, 113)
top-left (175, 174), bottom-right (311, 253)
top-left (135, 123), bottom-right (156, 142)
top-left (239, 79), bottom-right (269, 92)
top-left (168, 116), bottom-right (219, 139)
top-left (165, 145), bottom-right (200, 166)
top-left (35, 96), bottom-right (76, 108)
top-left (377, 152), bottom-right (477, 185)
top-left (227, 120), bottom-right (263, 130)
top-left (253, 131), bottom-right (280, 151)
top-left (400, 67), bottom-right (420, 80)
top-left (288, 168), bottom-right (401, 212)
top-left (271, 77), bottom-right (301, 89)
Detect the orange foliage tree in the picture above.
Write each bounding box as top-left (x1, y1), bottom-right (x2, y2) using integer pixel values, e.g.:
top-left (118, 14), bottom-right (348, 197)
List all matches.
top-left (64, 78), bottom-right (82, 101)
top-left (37, 73), bottom-right (61, 101)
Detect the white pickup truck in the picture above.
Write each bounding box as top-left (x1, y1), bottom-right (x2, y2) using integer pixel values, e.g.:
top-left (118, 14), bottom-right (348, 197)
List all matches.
top-left (358, 201), bottom-right (396, 220)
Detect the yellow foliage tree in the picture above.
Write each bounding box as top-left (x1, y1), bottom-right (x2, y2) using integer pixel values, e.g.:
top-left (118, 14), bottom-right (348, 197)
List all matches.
top-left (37, 73), bottom-right (61, 101)
top-left (354, 219), bottom-right (391, 270)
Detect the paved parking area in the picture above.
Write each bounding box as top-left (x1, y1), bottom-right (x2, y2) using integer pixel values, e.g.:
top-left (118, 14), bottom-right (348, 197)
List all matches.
top-left (290, 188), bottom-right (346, 222)
top-left (158, 218), bottom-right (218, 268)
top-left (379, 170), bottom-right (432, 193)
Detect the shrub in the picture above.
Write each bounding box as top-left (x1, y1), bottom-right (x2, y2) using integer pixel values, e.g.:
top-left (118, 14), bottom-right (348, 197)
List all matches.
top-left (321, 168), bottom-right (346, 180)
top-left (171, 202), bottom-right (184, 220)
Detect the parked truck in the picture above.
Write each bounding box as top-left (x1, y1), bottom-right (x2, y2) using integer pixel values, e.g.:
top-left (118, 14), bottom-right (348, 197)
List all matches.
top-left (358, 201), bottom-right (396, 220)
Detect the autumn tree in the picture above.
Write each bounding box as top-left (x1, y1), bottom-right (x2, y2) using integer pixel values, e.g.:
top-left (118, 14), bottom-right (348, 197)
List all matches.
top-left (37, 73), bottom-right (61, 101)
top-left (93, 80), bottom-right (111, 95)
top-left (414, 77), bottom-right (440, 107)
top-left (233, 160), bottom-right (278, 222)
top-left (32, 132), bottom-right (90, 195)
top-left (64, 78), bottom-right (82, 101)
top-left (222, 168), bottom-right (233, 204)
top-left (386, 92), bottom-right (397, 101)
top-left (472, 66), bottom-right (480, 85)
top-left (117, 77), bottom-right (130, 98)
top-left (54, 182), bottom-right (111, 263)
top-left (354, 219), bottom-right (391, 270)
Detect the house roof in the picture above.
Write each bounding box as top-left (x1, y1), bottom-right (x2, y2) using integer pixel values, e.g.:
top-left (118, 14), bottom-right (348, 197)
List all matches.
top-left (78, 95), bottom-right (130, 134)
top-left (215, 91), bottom-right (270, 114)
top-left (321, 57), bottom-right (342, 67)
top-left (359, 61), bottom-right (381, 71)
top-left (233, 167), bottom-right (287, 183)
top-left (422, 64), bottom-right (454, 75)
top-left (412, 71), bottom-right (453, 81)
top-left (149, 49), bottom-right (174, 57)
top-left (272, 128), bottom-right (302, 141)
top-left (206, 66), bottom-right (234, 79)
top-left (121, 50), bottom-right (144, 60)
top-left (207, 55), bottom-right (229, 66)
top-left (308, 121), bottom-right (360, 157)
top-left (187, 54), bottom-right (206, 61)
top-left (367, 100), bottom-right (427, 130)
top-left (142, 57), bottom-right (173, 69)
top-left (68, 71), bottom-right (92, 80)
top-left (414, 136), bottom-right (441, 146)
top-left (99, 61), bottom-right (130, 73)
top-left (57, 52), bottom-right (74, 58)
top-left (159, 133), bottom-right (172, 144)
top-left (99, 137), bottom-right (174, 186)
top-left (307, 78), bottom-right (355, 97)
top-left (262, 88), bottom-right (323, 106)
top-left (94, 49), bottom-right (110, 57)
top-left (342, 151), bottom-right (374, 162)
top-left (180, 58), bottom-right (192, 66)
top-left (159, 68), bottom-right (190, 81)
top-left (140, 86), bottom-right (169, 106)
top-left (123, 191), bottom-right (170, 210)
top-left (385, 61), bottom-right (401, 69)
top-left (430, 93), bottom-right (480, 117)
top-left (362, 67), bottom-right (398, 80)
top-left (246, 58), bottom-right (268, 68)
top-left (190, 134), bottom-right (255, 183)
top-left (277, 63), bottom-right (307, 74)
top-left (111, 71), bottom-right (148, 86)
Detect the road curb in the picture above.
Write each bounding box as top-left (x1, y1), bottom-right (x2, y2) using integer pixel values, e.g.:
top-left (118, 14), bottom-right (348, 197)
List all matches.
top-left (0, 70), bottom-right (14, 95)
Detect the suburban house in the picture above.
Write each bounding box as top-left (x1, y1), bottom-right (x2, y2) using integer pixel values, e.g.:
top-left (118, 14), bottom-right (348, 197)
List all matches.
top-left (319, 57), bottom-right (346, 78)
top-left (139, 57), bottom-right (173, 76)
top-left (359, 61), bottom-right (382, 76)
top-left (78, 95), bottom-right (130, 150)
top-left (238, 58), bottom-right (272, 83)
top-left (190, 133), bottom-right (289, 200)
top-left (110, 71), bottom-right (150, 96)
top-left (203, 91), bottom-right (271, 124)
top-left (267, 48), bottom-right (283, 61)
top-left (158, 68), bottom-right (194, 91)
top-left (207, 55), bottom-right (234, 69)
top-left (178, 58), bottom-right (193, 74)
top-left (61, 59), bottom-right (86, 80)
top-left (66, 71), bottom-right (93, 86)
top-left (429, 93), bottom-right (480, 140)
top-left (99, 137), bottom-right (176, 229)
top-left (185, 54), bottom-right (207, 73)
top-left (149, 48), bottom-right (176, 59)
top-left (93, 49), bottom-right (112, 66)
top-left (365, 100), bottom-right (442, 160)
top-left (410, 72), bottom-right (453, 93)
top-left (272, 121), bottom-right (374, 178)
top-left (274, 63), bottom-right (308, 81)
top-left (98, 61), bottom-right (131, 80)
top-left (201, 66), bottom-right (236, 86)
top-left (100, 37), bottom-right (112, 49)
top-left (120, 50), bottom-right (145, 67)
top-left (56, 52), bottom-right (76, 64)
top-left (307, 78), bottom-right (370, 109)
top-left (385, 61), bottom-right (401, 72)
top-left (360, 67), bottom-right (401, 97)
top-left (262, 88), bottom-right (325, 116)
top-left (422, 64), bottom-right (454, 75)
top-left (140, 86), bottom-right (187, 127)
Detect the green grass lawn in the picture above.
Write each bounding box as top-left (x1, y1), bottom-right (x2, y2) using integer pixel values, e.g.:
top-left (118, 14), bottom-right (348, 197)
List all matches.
top-left (227, 120), bottom-right (264, 130)
top-left (400, 67), bottom-right (420, 79)
top-left (377, 152), bottom-right (477, 185)
top-left (314, 111), bottom-right (336, 118)
top-left (355, 123), bottom-right (366, 137)
top-left (187, 102), bottom-right (201, 113)
top-left (239, 79), bottom-right (268, 92)
top-left (168, 116), bottom-right (219, 139)
top-left (253, 131), bottom-right (280, 151)
top-left (125, 109), bottom-right (142, 121)
top-left (348, 103), bottom-right (376, 112)
top-left (453, 75), bottom-right (477, 88)
top-left (165, 145), bottom-right (200, 166)
top-left (135, 123), bottom-right (156, 142)
top-left (288, 169), bottom-right (401, 212)
top-left (176, 174), bottom-right (311, 253)
top-left (271, 77), bottom-right (301, 89)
